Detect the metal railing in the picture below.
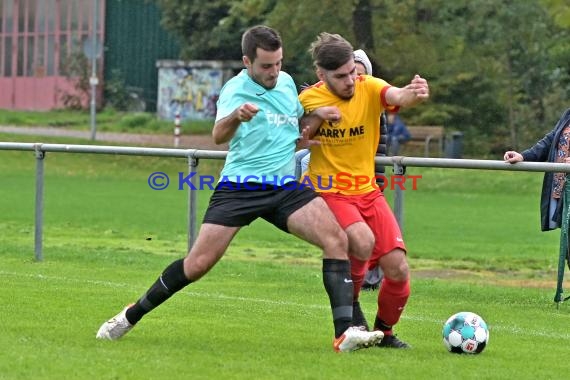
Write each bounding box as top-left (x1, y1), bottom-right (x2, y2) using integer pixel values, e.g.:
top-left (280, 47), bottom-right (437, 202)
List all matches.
top-left (1, 142), bottom-right (224, 261)
top-left (3, 141), bottom-right (570, 263)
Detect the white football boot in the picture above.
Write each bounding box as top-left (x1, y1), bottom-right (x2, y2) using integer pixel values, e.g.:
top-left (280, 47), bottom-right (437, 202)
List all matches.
top-left (96, 305), bottom-right (134, 340)
top-left (333, 326), bottom-right (384, 352)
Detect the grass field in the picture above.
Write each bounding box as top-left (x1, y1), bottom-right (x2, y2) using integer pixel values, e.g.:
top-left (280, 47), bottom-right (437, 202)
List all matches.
top-left (1, 132), bottom-right (569, 380)
top-left (0, 109), bottom-right (213, 135)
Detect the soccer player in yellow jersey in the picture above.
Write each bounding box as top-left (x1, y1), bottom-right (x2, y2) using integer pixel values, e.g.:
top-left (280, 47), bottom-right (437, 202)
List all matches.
top-left (299, 33), bottom-right (430, 348)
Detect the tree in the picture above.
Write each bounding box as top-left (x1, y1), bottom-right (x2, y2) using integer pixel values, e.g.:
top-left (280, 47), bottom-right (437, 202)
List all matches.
top-left (371, 0), bottom-right (569, 153)
top-left (155, 0), bottom-right (243, 59)
top-left (541, 0), bottom-right (570, 28)
top-left (153, 0), bottom-right (569, 156)
top-left (353, 0), bottom-right (375, 51)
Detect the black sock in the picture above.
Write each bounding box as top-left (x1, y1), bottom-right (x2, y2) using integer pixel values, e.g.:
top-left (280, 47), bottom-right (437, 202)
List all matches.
top-left (374, 316), bottom-right (392, 332)
top-left (322, 259), bottom-right (353, 338)
top-left (126, 258), bottom-right (191, 324)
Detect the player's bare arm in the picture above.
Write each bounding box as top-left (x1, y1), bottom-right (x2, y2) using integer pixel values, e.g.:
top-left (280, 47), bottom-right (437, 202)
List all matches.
top-left (212, 103), bottom-right (259, 144)
top-left (386, 74), bottom-right (430, 108)
top-left (299, 106), bottom-right (342, 138)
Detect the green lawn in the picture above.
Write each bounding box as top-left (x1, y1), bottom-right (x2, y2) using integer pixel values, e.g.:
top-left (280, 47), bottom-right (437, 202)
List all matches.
top-left (1, 132), bottom-right (569, 380)
top-left (0, 108), bottom-right (213, 134)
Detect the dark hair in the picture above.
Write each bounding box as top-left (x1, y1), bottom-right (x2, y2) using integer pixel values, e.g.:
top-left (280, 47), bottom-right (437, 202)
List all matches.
top-left (241, 25), bottom-right (282, 62)
top-left (309, 32), bottom-right (354, 71)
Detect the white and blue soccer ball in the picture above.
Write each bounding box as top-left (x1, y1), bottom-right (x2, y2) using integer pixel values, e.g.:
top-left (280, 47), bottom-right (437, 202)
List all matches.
top-left (442, 311), bottom-right (489, 354)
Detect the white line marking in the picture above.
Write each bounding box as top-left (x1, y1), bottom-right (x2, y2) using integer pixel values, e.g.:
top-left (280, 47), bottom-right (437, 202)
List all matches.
top-left (2, 270), bottom-right (569, 340)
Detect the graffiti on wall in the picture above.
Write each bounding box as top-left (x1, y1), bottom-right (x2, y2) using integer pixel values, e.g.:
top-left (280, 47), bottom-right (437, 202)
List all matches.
top-left (157, 67), bottom-right (222, 120)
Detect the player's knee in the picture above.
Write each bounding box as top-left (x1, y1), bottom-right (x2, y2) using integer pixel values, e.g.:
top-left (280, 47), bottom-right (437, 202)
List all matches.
top-left (331, 228), bottom-right (349, 252)
top-left (381, 251), bottom-right (409, 281)
top-left (347, 223), bottom-right (375, 260)
top-left (397, 261), bottom-right (410, 280)
top-left (389, 261), bottom-right (409, 281)
top-left (350, 237), bottom-right (375, 260)
top-left (184, 253), bottom-right (216, 281)
top-left (322, 227), bottom-right (349, 258)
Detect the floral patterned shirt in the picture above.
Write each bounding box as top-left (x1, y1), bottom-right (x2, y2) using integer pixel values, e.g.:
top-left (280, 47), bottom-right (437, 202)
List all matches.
top-left (552, 124), bottom-right (570, 199)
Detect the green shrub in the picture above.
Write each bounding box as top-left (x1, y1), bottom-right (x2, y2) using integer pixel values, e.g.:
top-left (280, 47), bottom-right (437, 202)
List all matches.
top-left (118, 113), bottom-right (154, 129)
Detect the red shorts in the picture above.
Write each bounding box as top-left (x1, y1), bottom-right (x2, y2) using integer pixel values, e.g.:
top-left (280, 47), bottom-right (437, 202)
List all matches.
top-left (321, 191), bottom-right (406, 268)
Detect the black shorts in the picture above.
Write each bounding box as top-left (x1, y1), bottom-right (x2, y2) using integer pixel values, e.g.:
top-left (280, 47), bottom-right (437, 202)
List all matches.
top-left (202, 182), bottom-right (317, 232)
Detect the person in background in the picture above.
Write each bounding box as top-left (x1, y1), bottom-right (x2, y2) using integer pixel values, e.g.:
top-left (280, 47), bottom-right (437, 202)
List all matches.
top-left (299, 32), bottom-right (430, 348)
top-left (95, 25), bottom-right (384, 353)
top-left (504, 108), bottom-right (570, 302)
top-left (386, 111), bottom-right (411, 155)
top-left (504, 108), bottom-right (570, 231)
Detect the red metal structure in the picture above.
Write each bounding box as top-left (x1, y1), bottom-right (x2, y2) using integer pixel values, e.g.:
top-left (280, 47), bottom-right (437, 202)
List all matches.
top-left (0, 0), bottom-right (104, 110)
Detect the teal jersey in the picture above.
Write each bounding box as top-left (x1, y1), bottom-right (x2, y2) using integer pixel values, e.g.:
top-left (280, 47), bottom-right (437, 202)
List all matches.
top-left (216, 69), bottom-right (304, 184)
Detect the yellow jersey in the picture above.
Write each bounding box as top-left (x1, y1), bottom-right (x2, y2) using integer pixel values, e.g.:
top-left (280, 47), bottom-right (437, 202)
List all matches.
top-left (299, 75), bottom-right (397, 194)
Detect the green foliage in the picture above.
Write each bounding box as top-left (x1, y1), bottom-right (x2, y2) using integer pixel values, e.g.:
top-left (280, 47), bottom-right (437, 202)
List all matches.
top-left (265, 0), bottom-right (355, 84)
top-left (373, 0), bottom-right (568, 154)
top-left (156, 0), bottom-right (242, 59)
top-left (104, 69), bottom-right (146, 112)
top-left (541, 0), bottom-right (570, 28)
top-left (153, 0), bottom-right (569, 157)
top-left (118, 113), bottom-right (156, 129)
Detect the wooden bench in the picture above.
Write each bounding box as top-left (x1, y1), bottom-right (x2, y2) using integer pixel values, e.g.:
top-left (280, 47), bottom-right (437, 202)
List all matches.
top-left (404, 125), bottom-right (445, 157)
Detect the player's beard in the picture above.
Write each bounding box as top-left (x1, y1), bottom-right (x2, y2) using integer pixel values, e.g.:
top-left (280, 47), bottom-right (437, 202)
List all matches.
top-left (252, 72), bottom-right (278, 90)
top-left (327, 80), bottom-right (354, 100)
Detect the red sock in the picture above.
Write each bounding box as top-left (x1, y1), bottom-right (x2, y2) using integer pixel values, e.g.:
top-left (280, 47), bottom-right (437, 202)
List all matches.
top-left (375, 277), bottom-right (410, 332)
top-left (349, 256), bottom-right (368, 301)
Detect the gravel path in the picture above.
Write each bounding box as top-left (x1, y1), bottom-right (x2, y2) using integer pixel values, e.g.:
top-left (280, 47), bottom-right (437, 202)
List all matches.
top-left (0, 125), bottom-right (227, 151)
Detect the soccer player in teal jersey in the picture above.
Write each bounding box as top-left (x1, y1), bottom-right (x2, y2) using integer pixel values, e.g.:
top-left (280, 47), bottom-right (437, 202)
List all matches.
top-left (96, 25), bottom-right (383, 353)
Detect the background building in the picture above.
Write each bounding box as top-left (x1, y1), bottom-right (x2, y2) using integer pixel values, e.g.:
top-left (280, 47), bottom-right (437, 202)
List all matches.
top-left (0, 0), bottom-right (180, 111)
